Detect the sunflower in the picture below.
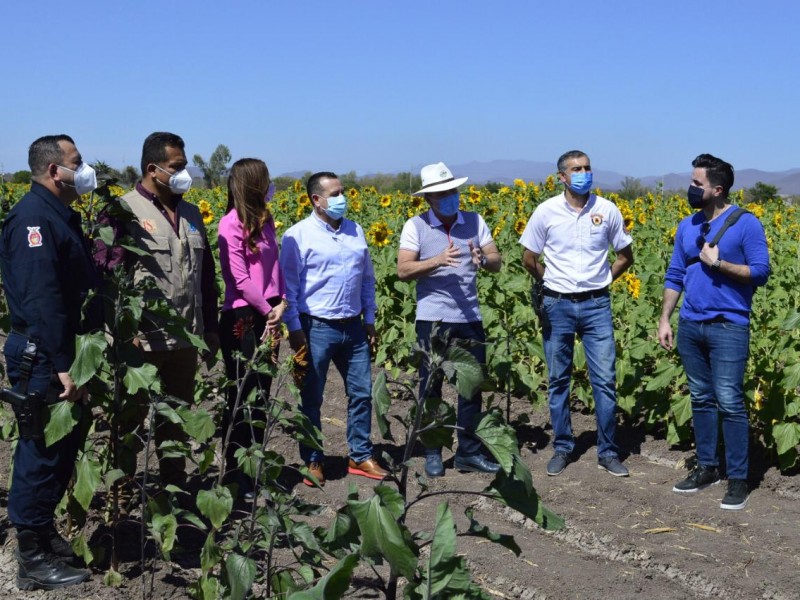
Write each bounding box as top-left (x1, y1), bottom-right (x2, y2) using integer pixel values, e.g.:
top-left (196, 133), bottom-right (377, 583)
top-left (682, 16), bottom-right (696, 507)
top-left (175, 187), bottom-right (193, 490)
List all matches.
top-left (348, 188), bottom-right (360, 199)
top-left (198, 199), bottom-right (214, 224)
top-left (379, 195), bottom-right (392, 208)
top-left (298, 193), bottom-right (311, 208)
top-left (367, 221), bottom-right (393, 247)
top-left (293, 180), bottom-right (304, 192)
top-left (513, 178), bottom-right (526, 189)
top-left (514, 218), bottom-right (527, 235)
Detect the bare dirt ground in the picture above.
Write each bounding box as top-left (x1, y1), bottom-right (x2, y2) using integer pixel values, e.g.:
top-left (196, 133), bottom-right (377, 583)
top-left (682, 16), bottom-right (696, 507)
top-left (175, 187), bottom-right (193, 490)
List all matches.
top-left (1, 351), bottom-right (798, 600)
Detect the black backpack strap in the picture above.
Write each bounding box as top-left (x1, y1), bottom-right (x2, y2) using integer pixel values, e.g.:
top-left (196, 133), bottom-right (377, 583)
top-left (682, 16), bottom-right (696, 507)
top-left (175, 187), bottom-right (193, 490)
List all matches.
top-left (686, 208), bottom-right (749, 266)
top-left (708, 208), bottom-right (747, 248)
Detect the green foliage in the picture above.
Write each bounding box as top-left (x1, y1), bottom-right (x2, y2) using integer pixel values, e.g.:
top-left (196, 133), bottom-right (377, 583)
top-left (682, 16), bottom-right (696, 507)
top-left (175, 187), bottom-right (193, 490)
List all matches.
top-left (11, 170), bottom-right (31, 184)
top-left (193, 144), bottom-right (232, 188)
top-left (746, 181), bottom-right (779, 204)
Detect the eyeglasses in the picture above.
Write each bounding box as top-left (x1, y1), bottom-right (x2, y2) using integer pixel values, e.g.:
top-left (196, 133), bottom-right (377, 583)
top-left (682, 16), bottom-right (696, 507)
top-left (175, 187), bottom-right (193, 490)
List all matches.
top-left (696, 221), bottom-right (710, 248)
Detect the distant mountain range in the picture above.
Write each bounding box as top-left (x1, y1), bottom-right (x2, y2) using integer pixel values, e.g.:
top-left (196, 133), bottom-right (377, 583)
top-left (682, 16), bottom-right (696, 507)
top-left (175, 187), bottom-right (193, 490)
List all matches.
top-left (275, 160), bottom-right (800, 195)
top-left (435, 160), bottom-right (800, 195)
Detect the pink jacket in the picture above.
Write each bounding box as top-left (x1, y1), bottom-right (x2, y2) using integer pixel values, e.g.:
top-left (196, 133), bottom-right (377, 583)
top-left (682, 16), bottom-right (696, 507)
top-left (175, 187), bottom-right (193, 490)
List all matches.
top-left (218, 209), bottom-right (285, 315)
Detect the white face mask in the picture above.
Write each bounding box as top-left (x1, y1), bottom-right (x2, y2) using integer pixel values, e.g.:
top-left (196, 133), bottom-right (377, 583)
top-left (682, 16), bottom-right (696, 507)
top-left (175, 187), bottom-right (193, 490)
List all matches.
top-left (155, 164), bottom-right (193, 194)
top-left (58, 162), bottom-right (97, 196)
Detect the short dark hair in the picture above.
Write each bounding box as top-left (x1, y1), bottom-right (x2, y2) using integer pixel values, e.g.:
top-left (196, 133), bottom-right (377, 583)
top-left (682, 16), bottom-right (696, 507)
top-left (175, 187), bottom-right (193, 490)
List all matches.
top-left (140, 132), bottom-right (185, 174)
top-left (557, 150), bottom-right (588, 173)
top-left (306, 171), bottom-right (338, 198)
top-left (692, 153), bottom-right (734, 196)
top-left (28, 134), bottom-right (75, 178)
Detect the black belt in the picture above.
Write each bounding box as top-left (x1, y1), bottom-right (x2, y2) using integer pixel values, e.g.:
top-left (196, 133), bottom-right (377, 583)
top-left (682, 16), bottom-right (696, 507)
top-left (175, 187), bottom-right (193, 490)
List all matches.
top-left (306, 314), bottom-right (361, 324)
top-left (699, 315), bottom-right (729, 324)
top-left (542, 287), bottom-right (609, 302)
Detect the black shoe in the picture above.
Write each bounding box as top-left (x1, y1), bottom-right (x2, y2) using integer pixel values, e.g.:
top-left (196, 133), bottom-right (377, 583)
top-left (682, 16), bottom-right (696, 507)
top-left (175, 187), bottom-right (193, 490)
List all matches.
top-left (38, 524), bottom-right (81, 566)
top-left (15, 530), bottom-right (90, 591)
top-left (672, 465), bottom-right (720, 493)
top-left (598, 456), bottom-right (629, 477)
top-left (454, 454), bottom-right (501, 474)
top-left (720, 479), bottom-right (748, 510)
top-left (424, 453), bottom-right (444, 478)
top-left (546, 452), bottom-right (570, 476)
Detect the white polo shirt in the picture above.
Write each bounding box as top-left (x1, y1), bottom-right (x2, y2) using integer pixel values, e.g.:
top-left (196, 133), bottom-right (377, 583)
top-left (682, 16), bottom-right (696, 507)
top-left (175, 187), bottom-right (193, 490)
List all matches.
top-left (518, 193), bottom-right (632, 294)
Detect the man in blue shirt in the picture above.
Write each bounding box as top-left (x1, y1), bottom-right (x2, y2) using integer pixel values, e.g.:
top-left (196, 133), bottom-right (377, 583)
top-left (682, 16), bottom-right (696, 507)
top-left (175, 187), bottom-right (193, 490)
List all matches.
top-left (0, 135), bottom-right (98, 589)
top-left (658, 153), bottom-right (770, 511)
top-left (280, 172), bottom-right (388, 486)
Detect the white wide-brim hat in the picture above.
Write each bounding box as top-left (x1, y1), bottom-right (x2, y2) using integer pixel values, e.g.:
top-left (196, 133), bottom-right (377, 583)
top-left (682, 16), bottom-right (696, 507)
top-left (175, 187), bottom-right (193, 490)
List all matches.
top-left (413, 162), bottom-right (468, 196)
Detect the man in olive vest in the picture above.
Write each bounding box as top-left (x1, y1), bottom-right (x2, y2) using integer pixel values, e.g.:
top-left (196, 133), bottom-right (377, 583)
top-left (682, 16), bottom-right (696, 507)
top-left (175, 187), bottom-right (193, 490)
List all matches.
top-left (97, 132), bottom-right (219, 491)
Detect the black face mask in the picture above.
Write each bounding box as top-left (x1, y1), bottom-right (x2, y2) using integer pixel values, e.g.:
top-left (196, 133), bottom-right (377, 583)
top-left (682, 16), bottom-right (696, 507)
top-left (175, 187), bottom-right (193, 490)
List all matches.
top-left (687, 185), bottom-right (705, 208)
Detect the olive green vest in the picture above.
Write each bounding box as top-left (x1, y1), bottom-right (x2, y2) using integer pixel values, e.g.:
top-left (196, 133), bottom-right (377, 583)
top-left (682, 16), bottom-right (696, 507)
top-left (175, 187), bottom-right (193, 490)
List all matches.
top-left (122, 189), bottom-right (207, 351)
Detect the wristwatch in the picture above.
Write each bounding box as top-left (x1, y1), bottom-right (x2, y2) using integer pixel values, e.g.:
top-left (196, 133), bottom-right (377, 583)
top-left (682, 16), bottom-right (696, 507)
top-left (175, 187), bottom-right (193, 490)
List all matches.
top-left (711, 259), bottom-right (721, 271)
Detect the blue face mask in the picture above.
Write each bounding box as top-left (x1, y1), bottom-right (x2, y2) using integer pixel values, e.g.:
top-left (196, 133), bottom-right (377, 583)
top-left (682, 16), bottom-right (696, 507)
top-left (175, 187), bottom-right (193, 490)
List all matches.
top-left (436, 192), bottom-right (460, 216)
top-left (687, 185), bottom-right (705, 208)
top-left (568, 171), bottom-right (593, 195)
top-left (323, 194), bottom-right (347, 220)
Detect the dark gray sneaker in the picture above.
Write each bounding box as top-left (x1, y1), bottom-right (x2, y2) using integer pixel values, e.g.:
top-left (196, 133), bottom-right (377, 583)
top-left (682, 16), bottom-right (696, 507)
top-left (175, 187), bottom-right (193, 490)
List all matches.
top-left (598, 456), bottom-right (629, 477)
top-left (546, 452), bottom-right (570, 476)
top-left (720, 479), bottom-right (748, 510)
top-left (672, 465), bottom-right (720, 493)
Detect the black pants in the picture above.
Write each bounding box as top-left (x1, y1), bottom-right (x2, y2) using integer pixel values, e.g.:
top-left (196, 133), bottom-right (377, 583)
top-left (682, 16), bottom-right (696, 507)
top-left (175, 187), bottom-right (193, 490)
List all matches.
top-left (219, 306), bottom-right (277, 476)
top-left (4, 332), bottom-right (83, 528)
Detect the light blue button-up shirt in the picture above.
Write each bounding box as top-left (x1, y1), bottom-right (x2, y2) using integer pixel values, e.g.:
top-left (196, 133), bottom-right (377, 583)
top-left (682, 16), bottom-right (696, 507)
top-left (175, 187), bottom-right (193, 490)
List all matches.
top-left (280, 212), bottom-right (377, 332)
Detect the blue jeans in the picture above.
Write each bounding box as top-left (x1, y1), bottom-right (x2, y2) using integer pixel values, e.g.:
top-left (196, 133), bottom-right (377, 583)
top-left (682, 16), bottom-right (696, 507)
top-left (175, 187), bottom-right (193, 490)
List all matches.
top-left (299, 314), bottom-right (374, 464)
top-left (541, 293), bottom-right (619, 458)
top-left (4, 332), bottom-right (83, 528)
top-left (416, 320), bottom-right (486, 458)
top-left (677, 318), bottom-right (750, 480)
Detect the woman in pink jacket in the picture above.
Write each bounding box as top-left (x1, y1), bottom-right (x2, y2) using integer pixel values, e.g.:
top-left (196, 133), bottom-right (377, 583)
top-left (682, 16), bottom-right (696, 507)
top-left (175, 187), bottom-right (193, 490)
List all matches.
top-left (218, 158), bottom-right (286, 499)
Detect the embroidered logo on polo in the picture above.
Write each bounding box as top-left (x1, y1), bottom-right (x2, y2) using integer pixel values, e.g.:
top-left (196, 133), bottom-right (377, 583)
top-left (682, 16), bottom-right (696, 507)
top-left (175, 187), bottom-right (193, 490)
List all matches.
top-left (27, 227), bottom-right (43, 247)
top-left (142, 219), bottom-right (156, 234)
top-left (591, 213), bottom-right (604, 226)
top-left (188, 222), bottom-right (198, 233)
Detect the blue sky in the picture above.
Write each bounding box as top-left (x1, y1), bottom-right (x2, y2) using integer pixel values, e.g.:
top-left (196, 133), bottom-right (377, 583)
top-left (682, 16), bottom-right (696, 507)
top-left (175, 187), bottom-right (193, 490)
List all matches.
top-left (1, 1), bottom-right (797, 178)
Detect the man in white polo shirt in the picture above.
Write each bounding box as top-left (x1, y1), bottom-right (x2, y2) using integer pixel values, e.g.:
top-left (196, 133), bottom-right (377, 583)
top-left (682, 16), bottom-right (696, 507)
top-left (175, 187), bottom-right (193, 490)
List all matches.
top-left (397, 162), bottom-right (502, 478)
top-left (519, 150), bottom-right (634, 477)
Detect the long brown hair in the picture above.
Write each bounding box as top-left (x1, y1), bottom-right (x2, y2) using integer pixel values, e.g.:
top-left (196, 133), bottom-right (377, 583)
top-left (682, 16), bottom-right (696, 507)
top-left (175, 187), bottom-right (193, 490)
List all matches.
top-left (226, 158), bottom-right (271, 252)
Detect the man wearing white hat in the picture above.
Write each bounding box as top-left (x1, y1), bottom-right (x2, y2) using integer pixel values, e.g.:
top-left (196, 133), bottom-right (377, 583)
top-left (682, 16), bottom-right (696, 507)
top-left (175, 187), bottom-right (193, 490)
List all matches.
top-left (397, 162), bottom-right (502, 477)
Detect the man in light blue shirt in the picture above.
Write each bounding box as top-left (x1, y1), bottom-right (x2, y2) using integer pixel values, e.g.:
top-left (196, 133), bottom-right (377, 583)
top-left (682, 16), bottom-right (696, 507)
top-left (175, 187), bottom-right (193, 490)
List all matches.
top-left (280, 171), bottom-right (388, 486)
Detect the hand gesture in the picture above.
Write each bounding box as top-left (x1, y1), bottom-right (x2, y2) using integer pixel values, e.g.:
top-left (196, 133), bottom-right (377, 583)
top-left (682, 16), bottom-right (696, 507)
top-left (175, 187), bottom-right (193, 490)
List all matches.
top-left (438, 241), bottom-right (460, 268)
top-left (468, 241), bottom-right (484, 267)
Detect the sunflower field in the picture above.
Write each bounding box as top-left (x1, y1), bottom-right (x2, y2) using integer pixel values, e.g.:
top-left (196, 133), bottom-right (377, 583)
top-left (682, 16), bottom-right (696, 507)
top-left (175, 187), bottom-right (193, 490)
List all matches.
top-left (1, 177), bottom-right (799, 469)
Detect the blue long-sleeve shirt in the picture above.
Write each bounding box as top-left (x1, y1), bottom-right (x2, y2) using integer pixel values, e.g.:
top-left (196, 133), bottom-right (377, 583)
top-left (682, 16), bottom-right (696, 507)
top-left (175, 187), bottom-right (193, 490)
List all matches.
top-left (664, 205), bottom-right (770, 325)
top-left (0, 183), bottom-right (100, 371)
top-left (280, 212), bottom-right (376, 332)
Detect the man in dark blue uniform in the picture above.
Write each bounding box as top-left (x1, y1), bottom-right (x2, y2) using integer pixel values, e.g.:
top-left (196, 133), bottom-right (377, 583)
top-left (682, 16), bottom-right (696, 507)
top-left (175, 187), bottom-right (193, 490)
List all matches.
top-left (0, 134), bottom-right (100, 590)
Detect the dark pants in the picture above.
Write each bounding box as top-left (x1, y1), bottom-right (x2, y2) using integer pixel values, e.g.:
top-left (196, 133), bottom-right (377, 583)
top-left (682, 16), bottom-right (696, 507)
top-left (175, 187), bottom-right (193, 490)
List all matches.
top-left (415, 320), bottom-right (486, 458)
top-left (4, 332), bottom-right (83, 528)
top-left (219, 306), bottom-right (275, 474)
top-left (118, 346), bottom-right (197, 487)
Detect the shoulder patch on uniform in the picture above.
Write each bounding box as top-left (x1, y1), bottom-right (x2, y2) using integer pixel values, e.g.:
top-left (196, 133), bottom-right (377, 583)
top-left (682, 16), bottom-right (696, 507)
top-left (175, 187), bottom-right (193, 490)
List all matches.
top-left (591, 213), bottom-right (604, 226)
top-left (27, 227), bottom-right (43, 247)
top-left (142, 219), bottom-right (156, 234)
